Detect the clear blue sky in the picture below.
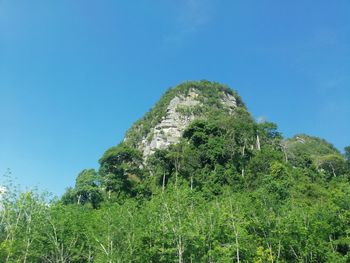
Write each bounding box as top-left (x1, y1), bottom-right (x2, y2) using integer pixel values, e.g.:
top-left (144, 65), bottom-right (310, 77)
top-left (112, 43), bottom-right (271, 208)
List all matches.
top-left (1, 0), bottom-right (349, 195)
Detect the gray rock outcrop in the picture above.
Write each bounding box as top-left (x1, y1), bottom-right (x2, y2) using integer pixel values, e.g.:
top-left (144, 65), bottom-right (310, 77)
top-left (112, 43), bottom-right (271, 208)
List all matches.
top-left (138, 89), bottom-right (237, 157)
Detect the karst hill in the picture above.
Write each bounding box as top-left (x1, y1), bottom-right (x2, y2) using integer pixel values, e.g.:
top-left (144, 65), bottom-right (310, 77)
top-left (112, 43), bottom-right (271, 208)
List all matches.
top-left (63, 80), bottom-right (348, 203)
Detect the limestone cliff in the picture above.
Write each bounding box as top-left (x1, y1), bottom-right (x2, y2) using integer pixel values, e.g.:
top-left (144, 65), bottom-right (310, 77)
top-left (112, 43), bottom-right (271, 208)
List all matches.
top-left (124, 81), bottom-right (245, 158)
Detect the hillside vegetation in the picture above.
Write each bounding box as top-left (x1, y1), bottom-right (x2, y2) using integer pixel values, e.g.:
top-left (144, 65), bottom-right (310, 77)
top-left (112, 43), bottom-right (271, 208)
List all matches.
top-left (1, 81), bottom-right (350, 262)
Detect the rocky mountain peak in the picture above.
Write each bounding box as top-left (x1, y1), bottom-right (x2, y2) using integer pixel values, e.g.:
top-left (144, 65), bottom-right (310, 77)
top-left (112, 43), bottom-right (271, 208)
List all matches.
top-left (124, 81), bottom-right (244, 158)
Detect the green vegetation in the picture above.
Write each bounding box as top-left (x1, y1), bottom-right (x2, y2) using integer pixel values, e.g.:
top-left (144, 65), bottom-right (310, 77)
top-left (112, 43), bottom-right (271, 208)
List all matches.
top-left (285, 134), bottom-right (341, 164)
top-left (1, 81), bottom-right (350, 262)
top-left (124, 80), bottom-right (245, 147)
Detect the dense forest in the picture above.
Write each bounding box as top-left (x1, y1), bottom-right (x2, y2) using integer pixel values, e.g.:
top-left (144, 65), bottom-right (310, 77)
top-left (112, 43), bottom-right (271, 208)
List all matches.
top-left (1, 81), bottom-right (350, 262)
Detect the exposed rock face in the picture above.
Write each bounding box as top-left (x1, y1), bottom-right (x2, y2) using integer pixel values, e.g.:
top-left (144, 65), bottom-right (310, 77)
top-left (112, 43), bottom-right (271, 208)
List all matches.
top-left (221, 92), bottom-right (238, 113)
top-left (138, 89), bottom-right (237, 157)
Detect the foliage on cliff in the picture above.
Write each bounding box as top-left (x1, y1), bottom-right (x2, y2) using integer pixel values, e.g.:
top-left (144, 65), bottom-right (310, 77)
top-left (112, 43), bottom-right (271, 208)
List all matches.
top-left (124, 80), bottom-right (245, 147)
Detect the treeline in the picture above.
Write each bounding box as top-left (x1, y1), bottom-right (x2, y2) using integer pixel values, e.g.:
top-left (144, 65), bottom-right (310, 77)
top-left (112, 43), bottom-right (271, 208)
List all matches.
top-left (1, 176), bottom-right (350, 262)
top-left (1, 97), bottom-right (350, 262)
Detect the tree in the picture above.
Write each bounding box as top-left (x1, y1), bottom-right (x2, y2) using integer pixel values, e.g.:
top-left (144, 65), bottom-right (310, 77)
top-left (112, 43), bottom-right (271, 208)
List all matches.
top-left (344, 146), bottom-right (350, 170)
top-left (256, 121), bottom-right (283, 150)
top-left (75, 169), bottom-right (103, 208)
top-left (317, 154), bottom-right (347, 179)
top-left (62, 169), bottom-right (103, 208)
top-left (99, 143), bottom-right (143, 198)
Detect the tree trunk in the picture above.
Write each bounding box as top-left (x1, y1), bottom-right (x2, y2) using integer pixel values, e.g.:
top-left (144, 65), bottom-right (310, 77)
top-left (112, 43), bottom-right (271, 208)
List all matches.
top-left (234, 224), bottom-right (240, 263)
top-left (162, 172), bottom-right (166, 192)
top-left (256, 134), bottom-right (261, 151)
